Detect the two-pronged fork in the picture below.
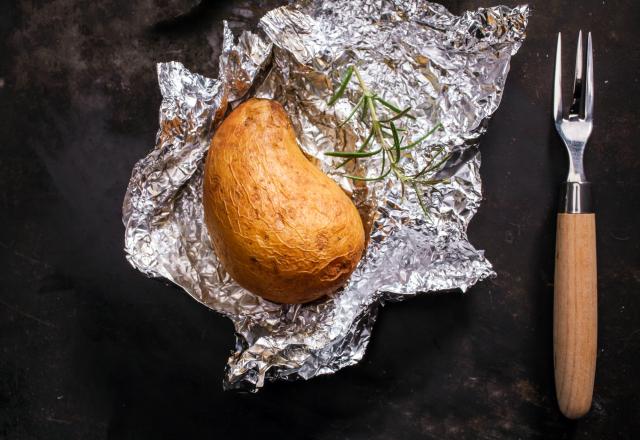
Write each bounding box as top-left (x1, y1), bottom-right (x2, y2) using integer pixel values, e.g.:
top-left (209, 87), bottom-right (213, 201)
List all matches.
top-left (552, 31), bottom-right (597, 419)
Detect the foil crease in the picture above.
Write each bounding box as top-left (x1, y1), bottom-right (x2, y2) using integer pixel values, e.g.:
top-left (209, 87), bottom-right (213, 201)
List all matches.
top-left (123, 0), bottom-right (529, 391)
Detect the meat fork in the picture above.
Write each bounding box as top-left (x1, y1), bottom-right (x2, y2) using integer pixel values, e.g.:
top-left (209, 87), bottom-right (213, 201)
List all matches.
top-left (552, 31), bottom-right (597, 419)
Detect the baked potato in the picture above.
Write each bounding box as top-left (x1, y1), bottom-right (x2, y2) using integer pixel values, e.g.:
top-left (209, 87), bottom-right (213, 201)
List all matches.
top-left (203, 98), bottom-right (365, 303)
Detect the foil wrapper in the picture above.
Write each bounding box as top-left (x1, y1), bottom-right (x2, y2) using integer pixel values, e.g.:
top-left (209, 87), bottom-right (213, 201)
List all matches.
top-left (123, 0), bottom-right (529, 391)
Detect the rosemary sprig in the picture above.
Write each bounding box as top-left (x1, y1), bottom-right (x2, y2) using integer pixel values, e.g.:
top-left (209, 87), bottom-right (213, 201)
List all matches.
top-left (325, 66), bottom-right (448, 217)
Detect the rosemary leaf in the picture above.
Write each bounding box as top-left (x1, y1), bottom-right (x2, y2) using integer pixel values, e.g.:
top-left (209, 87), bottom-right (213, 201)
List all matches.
top-left (424, 151), bottom-right (450, 174)
top-left (415, 178), bottom-right (445, 186)
top-left (411, 146), bottom-right (448, 178)
top-left (375, 98), bottom-right (417, 121)
top-left (390, 122), bottom-right (401, 163)
top-left (361, 128), bottom-right (375, 149)
top-left (336, 129), bottom-right (375, 169)
top-left (375, 96), bottom-right (403, 113)
top-left (411, 181), bottom-right (431, 218)
top-left (325, 148), bottom-right (382, 158)
top-left (338, 95), bottom-right (364, 127)
top-left (400, 123), bottom-right (443, 151)
top-left (381, 106), bottom-right (414, 123)
top-left (380, 126), bottom-right (406, 140)
top-left (336, 130), bottom-right (373, 169)
top-left (328, 66), bottom-right (354, 106)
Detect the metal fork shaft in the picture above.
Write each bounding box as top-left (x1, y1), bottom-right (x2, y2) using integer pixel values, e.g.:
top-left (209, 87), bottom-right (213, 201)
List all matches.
top-left (563, 137), bottom-right (587, 182)
top-left (559, 182), bottom-right (593, 213)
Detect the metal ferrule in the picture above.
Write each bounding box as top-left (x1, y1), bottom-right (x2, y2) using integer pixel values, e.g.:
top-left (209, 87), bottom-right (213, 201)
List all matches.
top-left (559, 182), bottom-right (594, 213)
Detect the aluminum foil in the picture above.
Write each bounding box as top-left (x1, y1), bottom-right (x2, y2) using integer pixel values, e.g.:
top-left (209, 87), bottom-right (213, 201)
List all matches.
top-left (123, 0), bottom-right (529, 391)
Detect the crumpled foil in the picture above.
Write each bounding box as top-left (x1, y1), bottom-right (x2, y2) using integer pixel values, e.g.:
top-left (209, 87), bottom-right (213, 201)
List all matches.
top-left (123, 0), bottom-right (529, 391)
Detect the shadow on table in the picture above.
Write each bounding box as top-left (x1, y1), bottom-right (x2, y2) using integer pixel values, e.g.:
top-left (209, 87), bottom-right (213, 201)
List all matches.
top-left (96, 289), bottom-right (469, 439)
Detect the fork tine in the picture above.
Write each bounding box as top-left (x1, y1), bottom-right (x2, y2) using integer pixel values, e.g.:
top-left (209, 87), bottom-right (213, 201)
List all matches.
top-left (584, 32), bottom-right (594, 121)
top-left (569, 30), bottom-right (583, 116)
top-left (553, 32), bottom-right (563, 122)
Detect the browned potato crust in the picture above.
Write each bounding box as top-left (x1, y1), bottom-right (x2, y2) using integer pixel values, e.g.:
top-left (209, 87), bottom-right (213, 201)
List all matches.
top-left (203, 98), bottom-right (365, 304)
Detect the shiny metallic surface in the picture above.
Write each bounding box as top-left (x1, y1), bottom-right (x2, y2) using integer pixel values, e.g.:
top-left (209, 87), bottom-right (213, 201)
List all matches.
top-left (553, 32), bottom-right (594, 193)
top-left (559, 182), bottom-right (594, 214)
top-left (122, 0), bottom-right (529, 391)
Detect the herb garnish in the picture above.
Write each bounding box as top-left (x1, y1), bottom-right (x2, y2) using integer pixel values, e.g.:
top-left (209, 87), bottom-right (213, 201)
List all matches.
top-left (326, 66), bottom-right (448, 217)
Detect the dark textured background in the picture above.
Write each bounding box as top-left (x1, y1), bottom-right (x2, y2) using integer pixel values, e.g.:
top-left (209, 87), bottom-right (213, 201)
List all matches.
top-left (1, 0), bottom-right (639, 439)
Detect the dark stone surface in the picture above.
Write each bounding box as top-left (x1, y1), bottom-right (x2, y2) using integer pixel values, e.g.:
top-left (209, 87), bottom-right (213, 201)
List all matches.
top-left (1, 0), bottom-right (639, 438)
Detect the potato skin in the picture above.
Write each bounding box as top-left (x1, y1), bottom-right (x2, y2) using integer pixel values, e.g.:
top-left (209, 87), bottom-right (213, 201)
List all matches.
top-left (203, 98), bottom-right (365, 304)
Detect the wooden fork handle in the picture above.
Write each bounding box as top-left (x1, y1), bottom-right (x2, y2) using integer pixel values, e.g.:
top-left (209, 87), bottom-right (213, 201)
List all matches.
top-left (554, 213), bottom-right (597, 419)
